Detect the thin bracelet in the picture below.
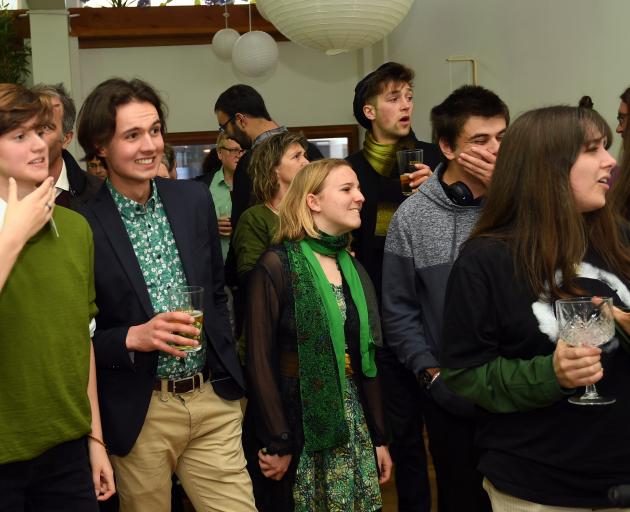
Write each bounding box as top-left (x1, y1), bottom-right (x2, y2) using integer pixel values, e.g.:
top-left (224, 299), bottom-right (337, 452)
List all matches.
top-left (87, 433), bottom-right (108, 452)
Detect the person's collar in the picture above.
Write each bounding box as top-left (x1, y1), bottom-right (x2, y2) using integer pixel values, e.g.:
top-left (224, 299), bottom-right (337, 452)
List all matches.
top-left (252, 126), bottom-right (288, 148)
top-left (213, 167), bottom-right (227, 185)
top-left (54, 159), bottom-right (69, 197)
top-left (106, 179), bottom-right (158, 219)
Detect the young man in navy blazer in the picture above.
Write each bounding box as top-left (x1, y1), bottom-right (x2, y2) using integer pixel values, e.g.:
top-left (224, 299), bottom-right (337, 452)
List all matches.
top-left (77, 78), bottom-right (255, 512)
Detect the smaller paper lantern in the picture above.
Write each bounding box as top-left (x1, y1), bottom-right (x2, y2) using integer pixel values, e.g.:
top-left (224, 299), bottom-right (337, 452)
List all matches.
top-left (212, 28), bottom-right (240, 60)
top-left (232, 31), bottom-right (278, 77)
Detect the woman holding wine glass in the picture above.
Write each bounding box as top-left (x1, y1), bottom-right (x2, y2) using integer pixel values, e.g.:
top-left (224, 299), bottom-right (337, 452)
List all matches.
top-left (440, 106), bottom-right (630, 510)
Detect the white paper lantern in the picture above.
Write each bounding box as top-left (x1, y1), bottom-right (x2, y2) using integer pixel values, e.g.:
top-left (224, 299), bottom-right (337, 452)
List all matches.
top-left (254, 0), bottom-right (270, 21)
top-left (256, 0), bottom-right (414, 55)
top-left (232, 31), bottom-right (279, 77)
top-left (212, 28), bottom-right (240, 60)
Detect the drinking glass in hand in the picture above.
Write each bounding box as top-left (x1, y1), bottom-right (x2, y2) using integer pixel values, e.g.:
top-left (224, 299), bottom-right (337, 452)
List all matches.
top-left (396, 149), bottom-right (423, 196)
top-left (170, 285), bottom-right (204, 353)
top-left (555, 296), bottom-right (615, 405)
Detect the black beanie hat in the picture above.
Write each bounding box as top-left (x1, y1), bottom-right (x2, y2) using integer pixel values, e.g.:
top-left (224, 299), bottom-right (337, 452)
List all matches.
top-left (352, 62), bottom-right (398, 130)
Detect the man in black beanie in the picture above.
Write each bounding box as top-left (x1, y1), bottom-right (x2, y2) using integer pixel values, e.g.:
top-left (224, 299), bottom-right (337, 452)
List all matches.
top-left (346, 62), bottom-right (442, 512)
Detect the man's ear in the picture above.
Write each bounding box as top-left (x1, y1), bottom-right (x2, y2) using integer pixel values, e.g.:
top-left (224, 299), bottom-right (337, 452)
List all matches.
top-left (96, 145), bottom-right (107, 158)
top-left (306, 192), bottom-right (321, 213)
top-left (363, 104), bottom-right (376, 122)
top-left (62, 130), bottom-right (73, 149)
top-left (439, 137), bottom-right (456, 161)
top-left (235, 113), bottom-right (246, 130)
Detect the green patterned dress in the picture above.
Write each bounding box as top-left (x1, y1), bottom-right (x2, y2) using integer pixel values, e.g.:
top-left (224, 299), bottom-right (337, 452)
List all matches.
top-left (292, 284), bottom-right (382, 512)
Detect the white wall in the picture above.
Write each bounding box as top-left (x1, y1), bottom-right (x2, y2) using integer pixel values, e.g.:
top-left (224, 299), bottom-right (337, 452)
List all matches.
top-left (77, 41), bottom-right (361, 133)
top-left (58, 0), bottom-right (629, 157)
top-left (386, 0), bottom-right (630, 155)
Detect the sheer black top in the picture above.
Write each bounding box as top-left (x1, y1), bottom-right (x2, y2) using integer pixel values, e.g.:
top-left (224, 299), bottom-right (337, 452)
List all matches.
top-left (246, 246), bottom-right (387, 455)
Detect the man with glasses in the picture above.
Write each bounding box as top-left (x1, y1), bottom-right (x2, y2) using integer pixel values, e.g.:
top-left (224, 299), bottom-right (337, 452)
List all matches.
top-left (198, 134), bottom-right (244, 262)
top-left (214, 85), bottom-right (322, 234)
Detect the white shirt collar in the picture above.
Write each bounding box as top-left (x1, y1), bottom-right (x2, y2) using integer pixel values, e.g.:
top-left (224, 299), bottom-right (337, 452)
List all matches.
top-left (55, 159), bottom-right (69, 196)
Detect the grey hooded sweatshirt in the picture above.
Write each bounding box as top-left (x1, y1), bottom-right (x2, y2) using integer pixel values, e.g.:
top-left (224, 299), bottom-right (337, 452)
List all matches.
top-left (382, 164), bottom-right (483, 377)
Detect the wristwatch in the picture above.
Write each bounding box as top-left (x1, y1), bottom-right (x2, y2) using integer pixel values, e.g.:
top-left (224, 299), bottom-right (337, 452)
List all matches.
top-left (420, 369), bottom-right (441, 390)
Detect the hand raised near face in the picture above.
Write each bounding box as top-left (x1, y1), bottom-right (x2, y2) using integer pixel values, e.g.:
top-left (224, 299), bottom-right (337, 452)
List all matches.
top-left (457, 146), bottom-right (496, 188)
top-left (2, 177), bottom-right (55, 244)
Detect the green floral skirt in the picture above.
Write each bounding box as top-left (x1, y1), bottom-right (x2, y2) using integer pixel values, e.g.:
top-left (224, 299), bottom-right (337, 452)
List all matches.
top-left (293, 378), bottom-right (382, 512)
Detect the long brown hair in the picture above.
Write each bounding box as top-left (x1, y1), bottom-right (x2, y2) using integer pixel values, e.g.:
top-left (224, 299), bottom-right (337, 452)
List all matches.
top-left (471, 105), bottom-right (630, 300)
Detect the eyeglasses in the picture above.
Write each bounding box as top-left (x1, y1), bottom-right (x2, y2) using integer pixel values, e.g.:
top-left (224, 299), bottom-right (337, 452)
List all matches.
top-left (219, 147), bottom-right (245, 155)
top-left (218, 115), bottom-right (236, 134)
top-left (617, 113), bottom-right (627, 125)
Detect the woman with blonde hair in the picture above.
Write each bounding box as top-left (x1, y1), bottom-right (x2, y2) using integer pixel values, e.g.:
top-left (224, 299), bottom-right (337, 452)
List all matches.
top-left (232, 131), bottom-right (308, 284)
top-left (244, 158), bottom-right (391, 512)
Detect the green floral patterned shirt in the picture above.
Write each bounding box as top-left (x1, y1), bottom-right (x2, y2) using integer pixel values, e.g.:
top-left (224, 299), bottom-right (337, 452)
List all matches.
top-left (107, 180), bottom-right (206, 379)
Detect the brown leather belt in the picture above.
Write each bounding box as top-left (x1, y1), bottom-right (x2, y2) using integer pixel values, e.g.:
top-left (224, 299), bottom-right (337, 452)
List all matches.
top-left (153, 369), bottom-right (208, 394)
top-left (279, 351), bottom-right (353, 378)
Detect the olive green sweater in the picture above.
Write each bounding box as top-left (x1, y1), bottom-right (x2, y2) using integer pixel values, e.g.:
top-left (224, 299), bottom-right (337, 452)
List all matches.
top-left (0, 207), bottom-right (97, 463)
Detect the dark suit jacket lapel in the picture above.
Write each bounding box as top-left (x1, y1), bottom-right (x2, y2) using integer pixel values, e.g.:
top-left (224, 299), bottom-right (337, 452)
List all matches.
top-left (157, 179), bottom-right (197, 287)
top-left (91, 186), bottom-right (154, 318)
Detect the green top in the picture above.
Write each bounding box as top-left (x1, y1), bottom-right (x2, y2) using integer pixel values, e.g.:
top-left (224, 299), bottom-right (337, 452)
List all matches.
top-left (233, 203), bottom-right (278, 279)
top-left (208, 167), bottom-right (232, 262)
top-left (0, 207), bottom-right (97, 463)
top-left (107, 181), bottom-right (205, 379)
top-left (442, 355), bottom-right (573, 413)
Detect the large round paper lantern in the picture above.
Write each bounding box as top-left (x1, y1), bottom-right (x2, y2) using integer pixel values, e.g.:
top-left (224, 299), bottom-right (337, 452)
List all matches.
top-left (253, 0), bottom-right (270, 21)
top-left (232, 31), bottom-right (279, 77)
top-left (256, 0), bottom-right (415, 55)
top-left (212, 28), bottom-right (240, 60)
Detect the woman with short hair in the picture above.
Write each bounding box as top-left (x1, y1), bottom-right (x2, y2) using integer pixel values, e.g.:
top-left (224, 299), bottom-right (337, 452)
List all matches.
top-left (232, 131), bottom-right (309, 284)
top-left (0, 83), bottom-right (115, 509)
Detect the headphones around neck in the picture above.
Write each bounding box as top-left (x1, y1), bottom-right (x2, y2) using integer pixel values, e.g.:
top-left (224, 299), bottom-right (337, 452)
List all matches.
top-left (444, 181), bottom-right (476, 206)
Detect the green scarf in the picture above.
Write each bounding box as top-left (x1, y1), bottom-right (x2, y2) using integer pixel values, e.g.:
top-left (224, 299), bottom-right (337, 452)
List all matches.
top-left (285, 233), bottom-right (377, 452)
top-left (362, 130), bottom-right (417, 178)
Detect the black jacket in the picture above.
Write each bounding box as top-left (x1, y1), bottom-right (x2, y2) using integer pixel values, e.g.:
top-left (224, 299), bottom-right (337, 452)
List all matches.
top-left (346, 138), bottom-right (443, 299)
top-left (58, 149), bottom-right (103, 211)
top-left (79, 178), bottom-right (244, 456)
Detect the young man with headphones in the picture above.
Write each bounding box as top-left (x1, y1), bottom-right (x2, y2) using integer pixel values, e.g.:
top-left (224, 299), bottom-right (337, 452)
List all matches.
top-left (382, 85), bottom-right (509, 512)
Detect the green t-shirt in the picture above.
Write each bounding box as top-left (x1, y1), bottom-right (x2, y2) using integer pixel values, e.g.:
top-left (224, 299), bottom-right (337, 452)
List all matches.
top-left (0, 207), bottom-right (97, 463)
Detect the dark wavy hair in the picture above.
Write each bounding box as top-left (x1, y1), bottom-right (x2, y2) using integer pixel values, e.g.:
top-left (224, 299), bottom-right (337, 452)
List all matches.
top-left (77, 78), bottom-right (167, 162)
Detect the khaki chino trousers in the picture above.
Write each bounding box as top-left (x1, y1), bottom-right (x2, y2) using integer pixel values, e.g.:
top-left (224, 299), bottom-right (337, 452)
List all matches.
top-left (484, 478), bottom-right (630, 512)
top-left (110, 380), bottom-right (255, 512)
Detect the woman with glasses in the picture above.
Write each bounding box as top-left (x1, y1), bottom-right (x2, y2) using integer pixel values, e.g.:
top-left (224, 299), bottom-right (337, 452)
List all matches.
top-left (245, 158), bottom-right (391, 512)
top-left (441, 106), bottom-right (630, 510)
